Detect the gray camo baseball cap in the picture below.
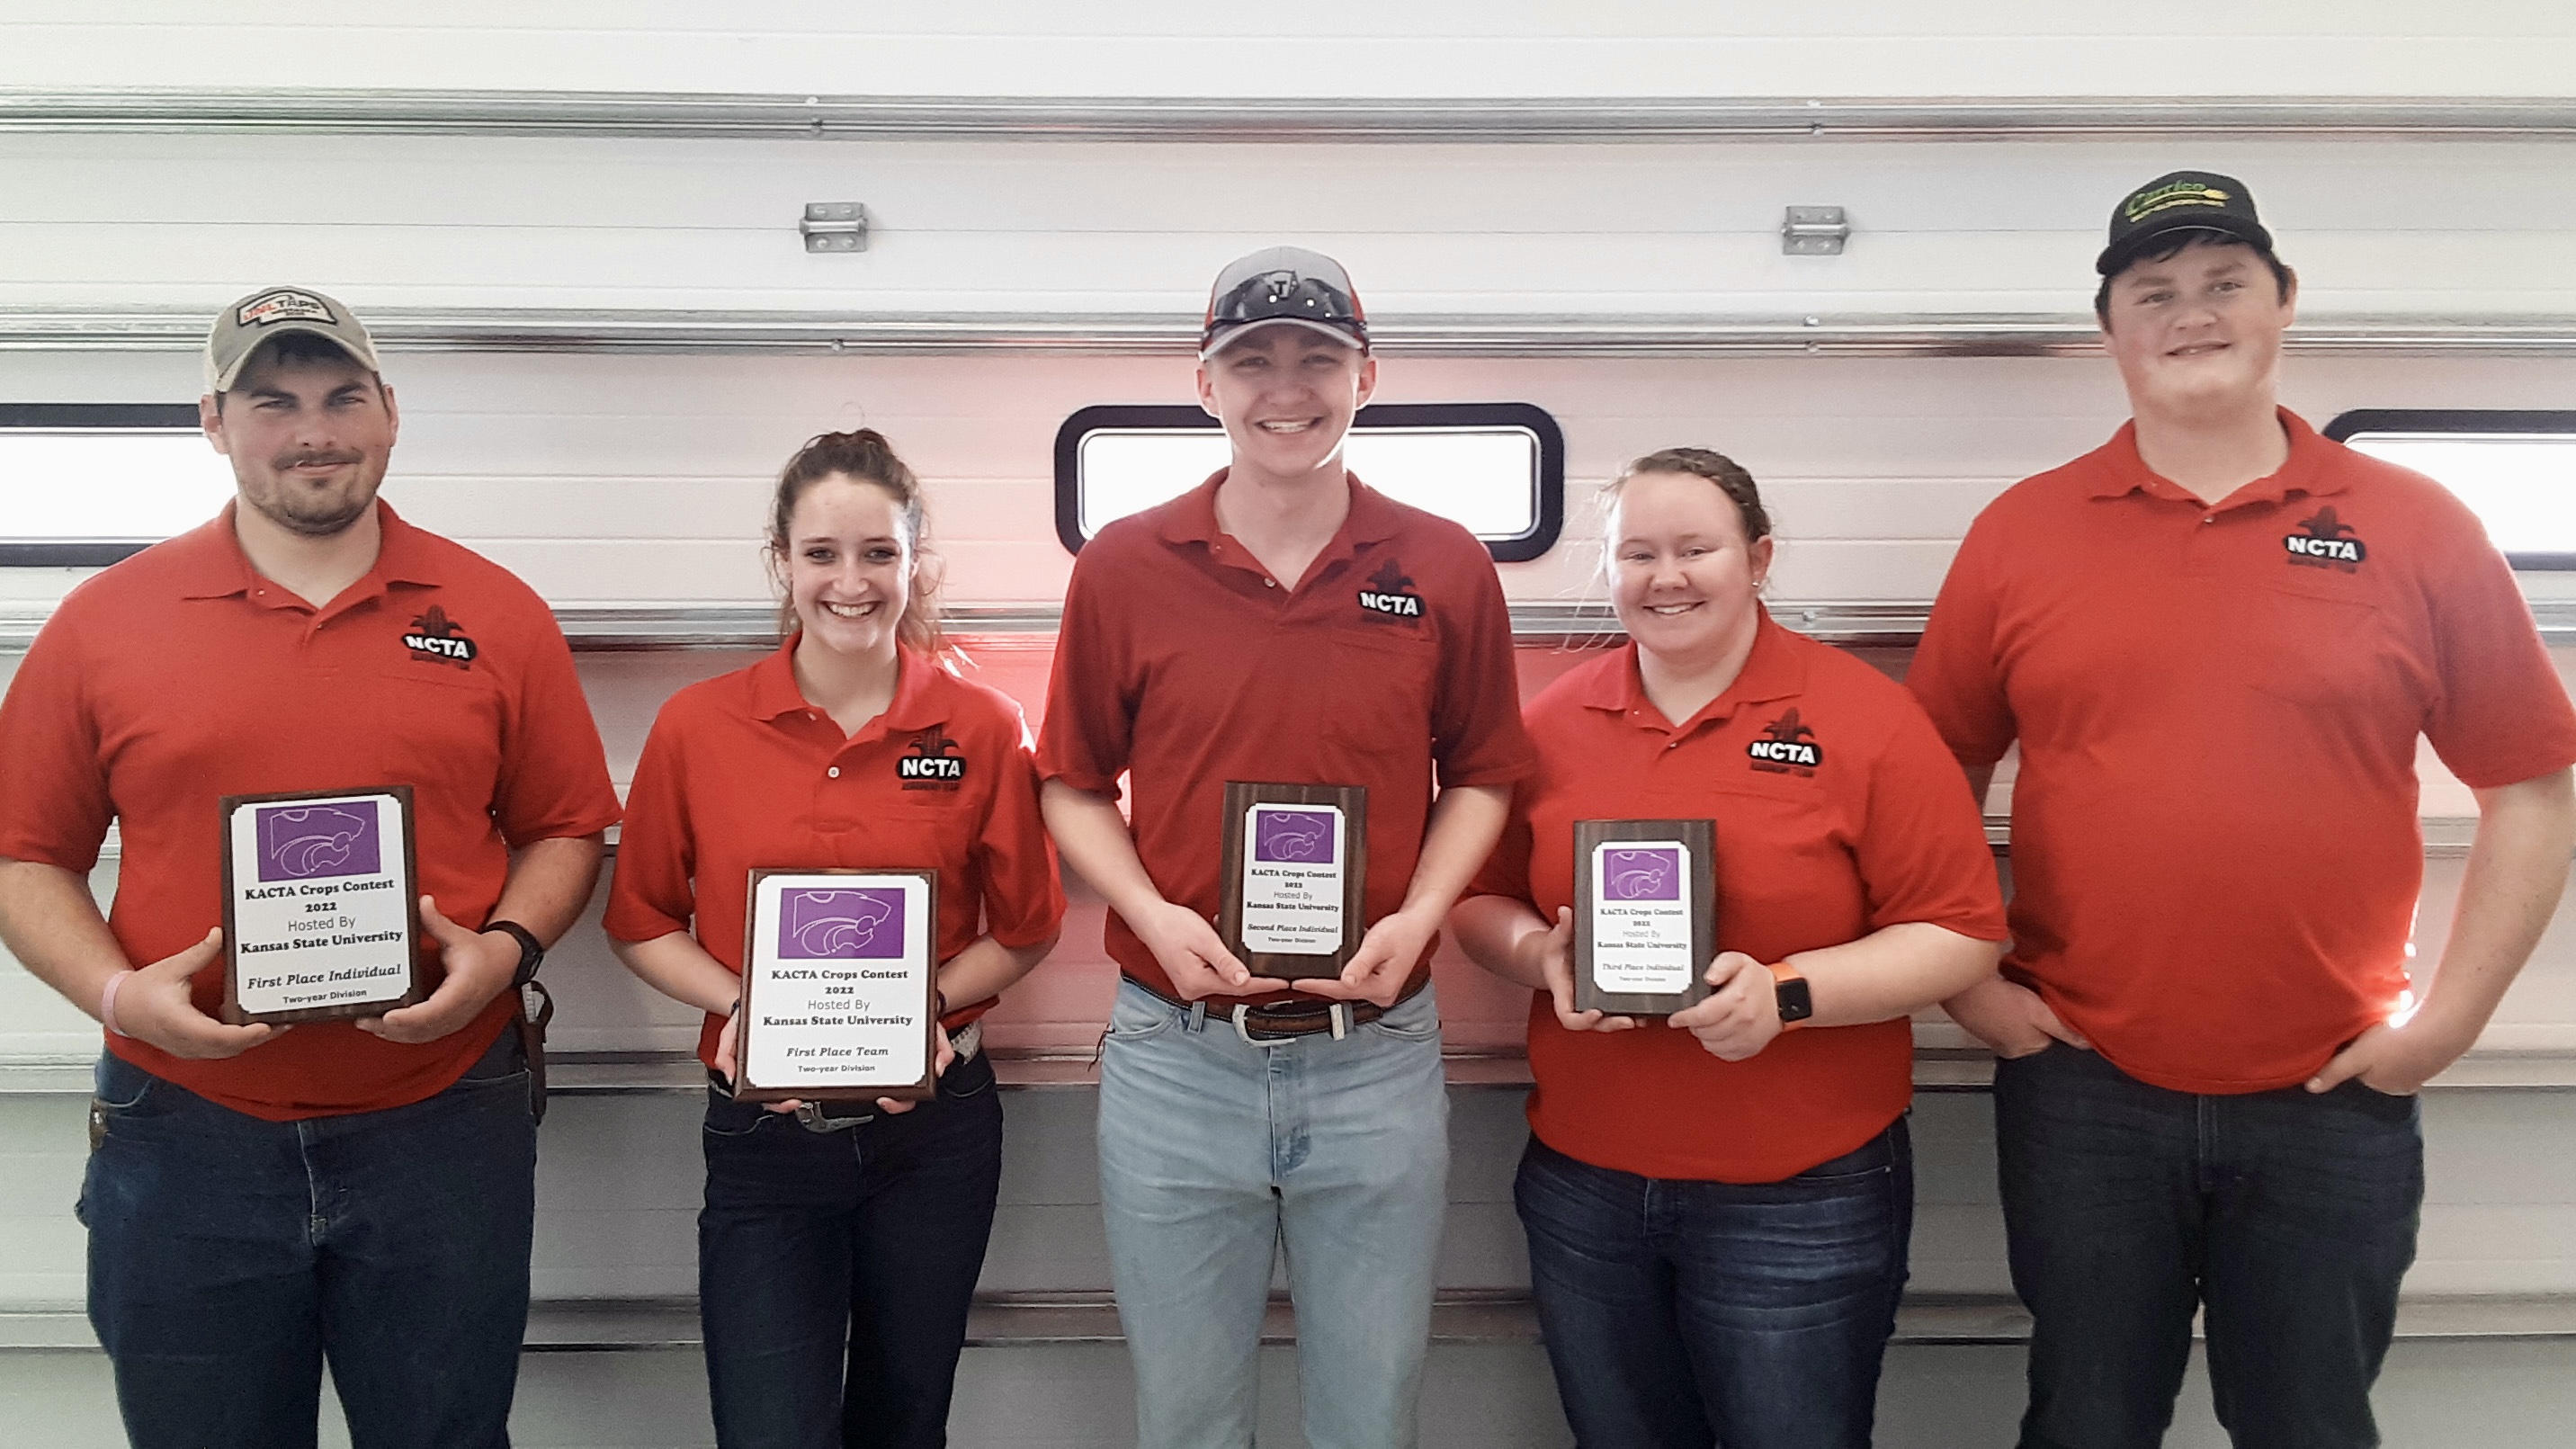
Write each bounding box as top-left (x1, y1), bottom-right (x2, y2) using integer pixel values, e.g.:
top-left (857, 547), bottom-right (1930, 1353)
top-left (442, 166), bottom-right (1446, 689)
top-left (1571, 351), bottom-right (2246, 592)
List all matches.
top-left (205, 286), bottom-right (382, 393)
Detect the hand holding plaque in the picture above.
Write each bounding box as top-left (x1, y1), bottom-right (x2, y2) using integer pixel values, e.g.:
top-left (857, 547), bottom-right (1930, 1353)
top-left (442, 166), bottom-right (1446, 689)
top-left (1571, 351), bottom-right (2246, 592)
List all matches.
top-left (1572, 818), bottom-right (1717, 1017)
top-left (736, 870), bottom-right (939, 1103)
top-left (222, 787), bottom-right (424, 1025)
top-left (1218, 783), bottom-right (1368, 980)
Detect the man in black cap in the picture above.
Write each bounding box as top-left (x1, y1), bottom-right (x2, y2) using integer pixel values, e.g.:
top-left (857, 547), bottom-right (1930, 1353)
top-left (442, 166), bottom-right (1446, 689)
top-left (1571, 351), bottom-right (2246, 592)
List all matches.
top-left (1911, 174), bottom-right (2576, 1445)
top-left (1038, 246), bottom-right (1534, 1448)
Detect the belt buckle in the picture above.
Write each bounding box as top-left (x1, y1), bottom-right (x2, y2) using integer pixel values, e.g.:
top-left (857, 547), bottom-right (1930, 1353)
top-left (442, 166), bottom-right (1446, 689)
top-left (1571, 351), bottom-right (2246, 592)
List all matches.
top-left (1231, 1000), bottom-right (1352, 1043)
top-left (793, 1100), bottom-right (872, 1133)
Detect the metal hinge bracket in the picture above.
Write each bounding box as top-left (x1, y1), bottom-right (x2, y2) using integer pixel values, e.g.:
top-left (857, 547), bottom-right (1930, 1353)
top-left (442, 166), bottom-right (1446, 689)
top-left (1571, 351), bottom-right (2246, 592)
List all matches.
top-left (1782, 205), bottom-right (1849, 255)
top-left (801, 201), bottom-right (868, 253)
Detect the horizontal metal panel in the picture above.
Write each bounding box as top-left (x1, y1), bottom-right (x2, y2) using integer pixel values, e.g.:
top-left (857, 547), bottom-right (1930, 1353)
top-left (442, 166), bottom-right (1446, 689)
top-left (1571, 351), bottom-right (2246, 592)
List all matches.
top-left (8, 89), bottom-right (2576, 142)
top-left (8, 307), bottom-right (2576, 357)
top-left (6, 598), bottom-right (2572, 652)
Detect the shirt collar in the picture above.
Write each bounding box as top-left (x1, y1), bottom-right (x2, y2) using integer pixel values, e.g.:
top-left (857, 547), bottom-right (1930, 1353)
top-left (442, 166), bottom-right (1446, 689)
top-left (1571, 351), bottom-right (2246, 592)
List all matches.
top-left (1157, 468), bottom-right (1406, 558)
top-left (1579, 607), bottom-right (1809, 729)
top-left (747, 639), bottom-right (954, 735)
top-left (171, 500), bottom-right (444, 604)
top-left (2085, 407), bottom-right (2345, 506)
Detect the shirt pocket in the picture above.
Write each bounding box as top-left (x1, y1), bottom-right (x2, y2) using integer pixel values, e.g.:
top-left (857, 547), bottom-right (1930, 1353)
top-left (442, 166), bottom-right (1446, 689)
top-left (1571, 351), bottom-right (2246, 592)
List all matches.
top-left (1319, 630), bottom-right (1442, 761)
top-left (363, 667), bottom-right (508, 798)
top-left (2232, 582), bottom-right (2417, 716)
top-left (849, 800), bottom-right (979, 878)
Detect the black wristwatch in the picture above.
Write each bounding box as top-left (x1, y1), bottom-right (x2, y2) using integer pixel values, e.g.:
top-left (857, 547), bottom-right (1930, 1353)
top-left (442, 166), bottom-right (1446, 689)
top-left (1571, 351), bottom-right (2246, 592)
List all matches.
top-left (483, 919), bottom-right (546, 989)
top-left (1767, 961), bottom-right (1815, 1027)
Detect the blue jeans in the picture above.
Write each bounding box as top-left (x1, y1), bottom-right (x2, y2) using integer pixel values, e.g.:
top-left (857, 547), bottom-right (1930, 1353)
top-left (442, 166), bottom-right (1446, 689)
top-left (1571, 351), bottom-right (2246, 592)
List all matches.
top-left (78, 1026), bottom-right (537, 1449)
top-left (1096, 978), bottom-right (1451, 1449)
top-left (1514, 1121), bottom-right (1912, 1449)
top-left (698, 1047), bottom-right (1004, 1449)
top-left (1995, 1042), bottom-right (2424, 1449)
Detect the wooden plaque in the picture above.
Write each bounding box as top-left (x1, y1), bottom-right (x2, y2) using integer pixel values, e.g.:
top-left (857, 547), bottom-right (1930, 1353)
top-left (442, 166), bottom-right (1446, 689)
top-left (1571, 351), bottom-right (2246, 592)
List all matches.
top-left (1573, 818), bottom-right (1717, 1017)
top-left (736, 868), bottom-right (939, 1103)
top-left (1218, 782), bottom-right (1369, 980)
top-left (220, 785), bottom-right (424, 1025)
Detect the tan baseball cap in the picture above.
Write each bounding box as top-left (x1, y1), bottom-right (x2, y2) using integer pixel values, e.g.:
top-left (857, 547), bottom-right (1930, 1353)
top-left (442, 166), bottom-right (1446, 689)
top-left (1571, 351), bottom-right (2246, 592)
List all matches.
top-left (204, 286), bottom-right (382, 394)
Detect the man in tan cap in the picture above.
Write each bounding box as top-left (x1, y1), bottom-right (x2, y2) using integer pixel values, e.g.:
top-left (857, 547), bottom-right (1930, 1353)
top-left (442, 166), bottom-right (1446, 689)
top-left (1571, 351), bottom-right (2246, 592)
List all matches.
top-left (0, 287), bottom-right (621, 1448)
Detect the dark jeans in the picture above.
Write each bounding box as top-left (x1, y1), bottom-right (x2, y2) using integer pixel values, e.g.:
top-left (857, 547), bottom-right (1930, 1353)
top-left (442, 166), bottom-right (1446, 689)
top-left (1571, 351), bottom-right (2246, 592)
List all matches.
top-left (1995, 1042), bottom-right (2424, 1449)
top-left (1513, 1120), bottom-right (1913, 1449)
top-left (78, 1027), bottom-right (537, 1449)
top-left (699, 1047), bottom-right (1005, 1449)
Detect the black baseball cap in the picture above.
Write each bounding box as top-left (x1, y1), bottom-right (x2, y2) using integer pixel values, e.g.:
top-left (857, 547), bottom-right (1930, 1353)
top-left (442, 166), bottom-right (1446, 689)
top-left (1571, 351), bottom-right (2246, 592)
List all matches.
top-left (2096, 171), bottom-right (2275, 276)
top-left (1200, 246), bottom-right (1369, 359)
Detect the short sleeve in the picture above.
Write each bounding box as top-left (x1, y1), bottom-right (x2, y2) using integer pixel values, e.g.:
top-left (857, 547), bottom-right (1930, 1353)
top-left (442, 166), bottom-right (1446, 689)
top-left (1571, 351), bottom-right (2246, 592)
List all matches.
top-left (601, 707), bottom-right (696, 945)
top-left (0, 616), bottom-right (113, 872)
top-left (1854, 698), bottom-right (2010, 941)
top-left (1909, 513), bottom-right (2018, 771)
top-left (2419, 506), bottom-right (2576, 789)
top-left (1428, 539), bottom-right (1537, 790)
top-left (1035, 541), bottom-right (1137, 798)
top-left (974, 704), bottom-right (1069, 950)
top-left (490, 606), bottom-right (622, 846)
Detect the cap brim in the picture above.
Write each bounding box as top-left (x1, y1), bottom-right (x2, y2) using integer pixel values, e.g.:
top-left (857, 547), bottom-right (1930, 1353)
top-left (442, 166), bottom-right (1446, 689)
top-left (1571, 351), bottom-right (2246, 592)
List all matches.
top-left (2096, 216), bottom-right (2276, 276)
top-left (207, 322), bottom-right (380, 393)
top-left (1199, 318), bottom-right (1367, 361)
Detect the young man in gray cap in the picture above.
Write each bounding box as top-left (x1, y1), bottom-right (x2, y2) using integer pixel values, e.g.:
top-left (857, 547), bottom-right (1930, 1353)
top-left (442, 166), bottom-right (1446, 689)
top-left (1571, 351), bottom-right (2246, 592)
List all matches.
top-left (1039, 248), bottom-right (1534, 1448)
top-left (0, 287), bottom-right (620, 1448)
top-left (1911, 174), bottom-right (2576, 1446)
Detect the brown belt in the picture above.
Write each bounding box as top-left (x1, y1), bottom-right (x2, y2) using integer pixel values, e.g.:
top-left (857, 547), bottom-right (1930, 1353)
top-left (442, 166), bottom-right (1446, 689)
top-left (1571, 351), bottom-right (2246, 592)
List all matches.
top-left (1137, 971), bottom-right (1430, 1042)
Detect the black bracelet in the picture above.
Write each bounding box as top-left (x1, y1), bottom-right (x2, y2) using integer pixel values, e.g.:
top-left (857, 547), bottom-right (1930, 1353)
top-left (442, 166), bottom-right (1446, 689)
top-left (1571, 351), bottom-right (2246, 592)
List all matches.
top-left (483, 920), bottom-right (545, 989)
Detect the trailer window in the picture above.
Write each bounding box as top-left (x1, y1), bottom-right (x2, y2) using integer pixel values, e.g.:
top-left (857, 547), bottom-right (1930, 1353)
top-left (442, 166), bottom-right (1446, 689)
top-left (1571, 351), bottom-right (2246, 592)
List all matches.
top-left (0, 405), bottom-right (229, 566)
top-left (2325, 410), bottom-right (2576, 569)
top-left (1053, 402), bottom-right (1565, 561)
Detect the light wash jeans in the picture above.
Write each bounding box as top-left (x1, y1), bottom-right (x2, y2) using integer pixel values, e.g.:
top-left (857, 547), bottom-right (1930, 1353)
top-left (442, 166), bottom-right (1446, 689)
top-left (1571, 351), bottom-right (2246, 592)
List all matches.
top-left (1096, 977), bottom-right (1450, 1449)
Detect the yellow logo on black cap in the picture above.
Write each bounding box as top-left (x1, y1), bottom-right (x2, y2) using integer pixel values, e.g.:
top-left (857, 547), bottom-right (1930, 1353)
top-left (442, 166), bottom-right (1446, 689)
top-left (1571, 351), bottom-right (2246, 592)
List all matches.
top-left (2124, 182), bottom-right (2232, 224)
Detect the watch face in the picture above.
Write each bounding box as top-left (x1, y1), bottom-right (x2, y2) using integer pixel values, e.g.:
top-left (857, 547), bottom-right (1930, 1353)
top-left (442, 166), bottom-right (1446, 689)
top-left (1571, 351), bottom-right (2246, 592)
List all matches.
top-left (1775, 976), bottom-right (1816, 1024)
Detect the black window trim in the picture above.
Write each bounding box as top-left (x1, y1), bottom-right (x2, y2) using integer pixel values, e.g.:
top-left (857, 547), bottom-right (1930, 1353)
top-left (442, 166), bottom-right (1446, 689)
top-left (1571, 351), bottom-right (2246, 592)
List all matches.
top-left (2323, 408), bottom-right (2576, 571)
top-left (0, 403), bottom-right (210, 567)
top-left (1051, 401), bottom-right (1566, 562)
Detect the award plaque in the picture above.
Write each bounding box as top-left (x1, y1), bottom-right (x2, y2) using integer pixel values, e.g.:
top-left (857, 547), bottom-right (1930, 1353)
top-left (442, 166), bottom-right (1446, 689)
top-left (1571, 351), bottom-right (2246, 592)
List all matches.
top-left (736, 868), bottom-right (939, 1103)
top-left (220, 786), bottom-right (424, 1024)
top-left (1573, 818), bottom-right (1717, 1017)
top-left (1218, 782), bottom-right (1368, 980)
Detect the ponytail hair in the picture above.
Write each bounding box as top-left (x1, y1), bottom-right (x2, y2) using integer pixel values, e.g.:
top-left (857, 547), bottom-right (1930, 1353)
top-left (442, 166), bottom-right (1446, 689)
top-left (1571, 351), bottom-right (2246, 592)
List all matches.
top-left (766, 429), bottom-right (946, 657)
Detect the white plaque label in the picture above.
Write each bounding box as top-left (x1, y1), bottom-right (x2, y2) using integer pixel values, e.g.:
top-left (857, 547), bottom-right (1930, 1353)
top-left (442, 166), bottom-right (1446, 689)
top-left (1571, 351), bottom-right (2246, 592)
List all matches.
top-left (1586, 839), bottom-right (1697, 996)
top-left (1238, 804), bottom-right (1347, 956)
top-left (743, 872), bottom-right (933, 1091)
top-left (226, 792), bottom-right (414, 1016)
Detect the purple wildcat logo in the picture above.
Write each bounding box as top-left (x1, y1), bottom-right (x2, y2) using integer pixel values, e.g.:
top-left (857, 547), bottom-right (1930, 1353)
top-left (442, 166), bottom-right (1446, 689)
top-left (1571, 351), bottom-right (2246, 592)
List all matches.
top-left (1253, 809), bottom-right (1336, 864)
top-left (1602, 847), bottom-right (1681, 901)
top-left (778, 889), bottom-right (904, 960)
top-left (255, 803), bottom-right (380, 882)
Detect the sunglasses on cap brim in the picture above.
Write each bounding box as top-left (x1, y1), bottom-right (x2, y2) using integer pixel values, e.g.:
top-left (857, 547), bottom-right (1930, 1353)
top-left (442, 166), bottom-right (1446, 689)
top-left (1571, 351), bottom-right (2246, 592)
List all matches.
top-left (1206, 271), bottom-right (1365, 336)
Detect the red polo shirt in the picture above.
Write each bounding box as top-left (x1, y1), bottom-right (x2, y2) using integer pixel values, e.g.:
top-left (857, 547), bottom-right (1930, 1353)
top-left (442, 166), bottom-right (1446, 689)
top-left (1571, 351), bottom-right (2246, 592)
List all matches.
top-left (0, 504), bottom-right (621, 1120)
top-left (1471, 618), bottom-right (2006, 1182)
top-left (1910, 409), bottom-right (2576, 1094)
top-left (1038, 471), bottom-right (1536, 1004)
top-left (604, 643), bottom-right (1065, 1068)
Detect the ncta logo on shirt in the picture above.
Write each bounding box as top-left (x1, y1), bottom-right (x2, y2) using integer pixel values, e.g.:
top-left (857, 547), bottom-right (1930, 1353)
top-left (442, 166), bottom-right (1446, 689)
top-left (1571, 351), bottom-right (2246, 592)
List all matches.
top-left (2284, 505), bottom-right (2367, 573)
top-left (1747, 708), bottom-right (1823, 776)
top-left (897, 727), bottom-right (966, 791)
top-left (401, 604), bottom-right (479, 668)
top-left (1356, 558), bottom-right (1425, 620)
